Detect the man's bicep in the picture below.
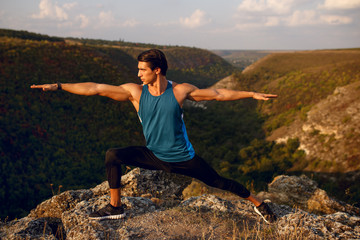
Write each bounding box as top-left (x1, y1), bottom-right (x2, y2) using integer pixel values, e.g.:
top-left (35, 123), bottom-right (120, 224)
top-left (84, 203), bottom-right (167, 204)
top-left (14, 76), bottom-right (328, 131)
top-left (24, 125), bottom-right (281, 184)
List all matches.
top-left (97, 83), bottom-right (133, 101)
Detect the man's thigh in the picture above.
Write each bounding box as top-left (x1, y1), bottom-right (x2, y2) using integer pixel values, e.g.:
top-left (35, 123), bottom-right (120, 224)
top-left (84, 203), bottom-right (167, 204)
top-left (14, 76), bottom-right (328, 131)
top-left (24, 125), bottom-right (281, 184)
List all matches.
top-left (110, 146), bottom-right (171, 172)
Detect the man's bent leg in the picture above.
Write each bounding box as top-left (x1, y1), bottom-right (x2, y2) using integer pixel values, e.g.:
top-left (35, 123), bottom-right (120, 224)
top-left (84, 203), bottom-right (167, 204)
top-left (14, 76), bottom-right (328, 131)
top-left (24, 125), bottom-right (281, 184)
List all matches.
top-left (90, 146), bottom-right (165, 219)
top-left (105, 146), bottom-right (171, 206)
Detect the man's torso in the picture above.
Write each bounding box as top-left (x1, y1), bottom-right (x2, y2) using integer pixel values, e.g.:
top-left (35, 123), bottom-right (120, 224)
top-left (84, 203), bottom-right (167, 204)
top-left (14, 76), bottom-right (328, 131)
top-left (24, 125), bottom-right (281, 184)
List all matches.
top-left (137, 81), bottom-right (195, 162)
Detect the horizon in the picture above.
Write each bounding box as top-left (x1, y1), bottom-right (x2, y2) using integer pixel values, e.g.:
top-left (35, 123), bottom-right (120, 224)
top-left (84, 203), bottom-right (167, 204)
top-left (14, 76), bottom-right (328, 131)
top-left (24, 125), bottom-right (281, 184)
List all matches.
top-left (2, 27), bottom-right (359, 52)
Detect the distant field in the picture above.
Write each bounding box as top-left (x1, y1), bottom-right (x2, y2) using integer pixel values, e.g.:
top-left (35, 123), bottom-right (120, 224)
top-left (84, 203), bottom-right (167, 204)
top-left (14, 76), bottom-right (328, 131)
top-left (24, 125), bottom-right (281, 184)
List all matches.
top-left (211, 49), bottom-right (290, 69)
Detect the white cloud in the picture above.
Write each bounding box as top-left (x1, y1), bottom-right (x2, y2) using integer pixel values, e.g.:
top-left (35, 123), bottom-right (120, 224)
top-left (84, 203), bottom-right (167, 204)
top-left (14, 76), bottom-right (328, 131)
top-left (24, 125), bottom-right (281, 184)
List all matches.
top-left (179, 9), bottom-right (211, 29)
top-left (238, 0), bottom-right (295, 14)
top-left (287, 10), bottom-right (317, 25)
top-left (234, 0), bottom-right (356, 28)
top-left (76, 14), bottom-right (89, 28)
top-left (319, 0), bottom-right (360, 10)
top-left (320, 15), bottom-right (353, 24)
top-left (63, 2), bottom-right (77, 10)
top-left (96, 11), bottom-right (138, 28)
top-left (122, 19), bottom-right (139, 27)
top-left (238, 0), bottom-right (267, 12)
top-left (286, 10), bottom-right (353, 26)
top-left (265, 16), bottom-right (280, 26)
top-left (98, 11), bottom-right (116, 27)
top-left (31, 0), bottom-right (76, 21)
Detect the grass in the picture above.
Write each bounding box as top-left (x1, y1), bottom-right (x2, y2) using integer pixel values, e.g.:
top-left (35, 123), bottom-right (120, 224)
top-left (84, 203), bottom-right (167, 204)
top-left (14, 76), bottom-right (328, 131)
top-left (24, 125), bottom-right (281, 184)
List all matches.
top-left (235, 49), bottom-right (360, 136)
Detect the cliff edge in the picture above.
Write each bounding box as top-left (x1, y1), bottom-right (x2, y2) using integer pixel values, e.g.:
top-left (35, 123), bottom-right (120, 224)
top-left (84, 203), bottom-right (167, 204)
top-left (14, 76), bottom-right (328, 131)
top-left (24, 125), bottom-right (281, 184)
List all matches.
top-left (1, 169), bottom-right (359, 239)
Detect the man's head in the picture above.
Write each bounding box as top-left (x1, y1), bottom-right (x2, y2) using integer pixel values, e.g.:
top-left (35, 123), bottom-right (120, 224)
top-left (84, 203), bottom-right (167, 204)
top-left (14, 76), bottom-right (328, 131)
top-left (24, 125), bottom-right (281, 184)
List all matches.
top-left (137, 49), bottom-right (168, 76)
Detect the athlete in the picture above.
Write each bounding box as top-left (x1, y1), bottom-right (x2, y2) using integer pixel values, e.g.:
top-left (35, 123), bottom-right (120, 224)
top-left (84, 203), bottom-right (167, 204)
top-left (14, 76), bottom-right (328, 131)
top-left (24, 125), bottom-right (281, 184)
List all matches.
top-left (31, 49), bottom-right (278, 223)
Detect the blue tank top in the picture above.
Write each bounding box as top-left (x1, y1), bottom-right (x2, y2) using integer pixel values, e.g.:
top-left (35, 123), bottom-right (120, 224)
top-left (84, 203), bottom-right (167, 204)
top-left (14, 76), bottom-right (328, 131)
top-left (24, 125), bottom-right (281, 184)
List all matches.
top-left (138, 81), bottom-right (195, 162)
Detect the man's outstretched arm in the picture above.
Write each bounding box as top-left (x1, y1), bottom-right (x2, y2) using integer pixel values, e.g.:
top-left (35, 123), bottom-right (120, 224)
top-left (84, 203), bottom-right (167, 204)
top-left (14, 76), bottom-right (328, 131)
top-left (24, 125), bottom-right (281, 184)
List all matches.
top-left (186, 84), bottom-right (277, 102)
top-left (30, 82), bottom-right (137, 102)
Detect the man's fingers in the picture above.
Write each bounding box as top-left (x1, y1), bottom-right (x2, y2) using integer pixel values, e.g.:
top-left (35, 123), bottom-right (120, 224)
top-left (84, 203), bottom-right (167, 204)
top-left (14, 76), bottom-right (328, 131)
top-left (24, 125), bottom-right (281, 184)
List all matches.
top-left (254, 93), bottom-right (278, 100)
top-left (31, 84), bottom-right (52, 91)
top-left (265, 94), bottom-right (278, 98)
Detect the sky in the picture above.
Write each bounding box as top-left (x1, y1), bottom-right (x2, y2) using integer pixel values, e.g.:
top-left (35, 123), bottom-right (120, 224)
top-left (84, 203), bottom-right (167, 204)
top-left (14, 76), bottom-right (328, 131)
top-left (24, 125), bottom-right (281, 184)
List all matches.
top-left (0, 0), bottom-right (359, 50)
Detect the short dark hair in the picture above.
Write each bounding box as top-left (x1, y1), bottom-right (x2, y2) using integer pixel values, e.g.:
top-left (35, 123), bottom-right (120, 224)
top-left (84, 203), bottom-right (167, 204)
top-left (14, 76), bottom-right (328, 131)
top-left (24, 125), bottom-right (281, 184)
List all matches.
top-left (137, 49), bottom-right (168, 76)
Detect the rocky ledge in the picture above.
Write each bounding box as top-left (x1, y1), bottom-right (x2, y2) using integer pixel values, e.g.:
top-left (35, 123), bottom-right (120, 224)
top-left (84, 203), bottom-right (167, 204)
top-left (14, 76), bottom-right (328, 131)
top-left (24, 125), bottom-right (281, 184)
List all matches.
top-left (1, 169), bottom-right (359, 239)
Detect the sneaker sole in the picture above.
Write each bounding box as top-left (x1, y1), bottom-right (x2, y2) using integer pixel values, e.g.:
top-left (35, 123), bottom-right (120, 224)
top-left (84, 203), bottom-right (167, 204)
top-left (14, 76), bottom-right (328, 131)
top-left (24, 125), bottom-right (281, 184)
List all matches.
top-left (89, 212), bottom-right (126, 220)
top-left (254, 207), bottom-right (270, 224)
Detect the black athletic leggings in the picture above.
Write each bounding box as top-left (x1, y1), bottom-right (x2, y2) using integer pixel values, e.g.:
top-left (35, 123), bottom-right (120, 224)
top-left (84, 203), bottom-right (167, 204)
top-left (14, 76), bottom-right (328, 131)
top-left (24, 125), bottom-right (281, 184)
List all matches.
top-left (105, 146), bottom-right (250, 198)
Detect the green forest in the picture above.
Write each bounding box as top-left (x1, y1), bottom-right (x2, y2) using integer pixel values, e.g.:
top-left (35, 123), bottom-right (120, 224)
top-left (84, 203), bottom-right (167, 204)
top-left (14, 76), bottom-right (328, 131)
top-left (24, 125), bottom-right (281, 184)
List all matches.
top-left (1, 29), bottom-right (358, 220)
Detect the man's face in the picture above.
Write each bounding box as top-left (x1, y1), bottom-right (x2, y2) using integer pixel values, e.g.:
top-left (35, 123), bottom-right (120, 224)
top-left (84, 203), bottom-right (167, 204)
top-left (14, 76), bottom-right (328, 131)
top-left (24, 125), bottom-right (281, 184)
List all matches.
top-left (138, 61), bottom-right (158, 85)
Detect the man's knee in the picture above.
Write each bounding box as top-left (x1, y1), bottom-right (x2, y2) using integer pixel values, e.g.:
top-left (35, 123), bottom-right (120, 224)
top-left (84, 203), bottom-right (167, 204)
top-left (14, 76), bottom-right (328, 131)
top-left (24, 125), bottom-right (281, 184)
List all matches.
top-left (208, 178), bottom-right (226, 189)
top-left (105, 148), bottom-right (120, 166)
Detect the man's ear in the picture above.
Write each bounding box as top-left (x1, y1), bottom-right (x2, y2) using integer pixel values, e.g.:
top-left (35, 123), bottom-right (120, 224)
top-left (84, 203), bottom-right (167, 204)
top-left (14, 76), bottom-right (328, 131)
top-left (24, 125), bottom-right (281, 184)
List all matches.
top-left (155, 67), bottom-right (161, 75)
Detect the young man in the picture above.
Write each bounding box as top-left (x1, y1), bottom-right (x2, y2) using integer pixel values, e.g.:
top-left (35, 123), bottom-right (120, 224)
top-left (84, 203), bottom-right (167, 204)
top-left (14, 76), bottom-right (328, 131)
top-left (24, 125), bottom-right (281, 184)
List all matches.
top-left (31, 49), bottom-right (278, 223)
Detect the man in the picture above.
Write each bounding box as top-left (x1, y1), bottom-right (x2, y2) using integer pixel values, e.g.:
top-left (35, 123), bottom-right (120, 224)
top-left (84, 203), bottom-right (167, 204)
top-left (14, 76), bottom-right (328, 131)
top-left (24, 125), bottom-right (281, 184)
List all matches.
top-left (31, 49), bottom-right (278, 223)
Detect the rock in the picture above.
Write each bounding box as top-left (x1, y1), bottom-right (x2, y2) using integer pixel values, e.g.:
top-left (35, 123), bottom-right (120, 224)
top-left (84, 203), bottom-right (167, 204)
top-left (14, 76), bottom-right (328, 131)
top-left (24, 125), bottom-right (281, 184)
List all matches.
top-left (120, 168), bottom-right (192, 200)
top-left (62, 195), bottom-right (155, 240)
top-left (277, 211), bottom-right (360, 240)
top-left (181, 194), bottom-right (237, 214)
top-left (0, 167), bottom-right (191, 240)
top-left (269, 81), bottom-right (360, 172)
top-left (29, 189), bottom-right (94, 219)
top-left (0, 216), bottom-right (65, 240)
top-left (89, 168), bottom-right (192, 200)
top-left (90, 181), bottom-right (110, 196)
top-left (181, 194), bottom-right (360, 240)
top-left (1, 174), bottom-right (360, 239)
top-left (257, 174), bottom-right (360, 215)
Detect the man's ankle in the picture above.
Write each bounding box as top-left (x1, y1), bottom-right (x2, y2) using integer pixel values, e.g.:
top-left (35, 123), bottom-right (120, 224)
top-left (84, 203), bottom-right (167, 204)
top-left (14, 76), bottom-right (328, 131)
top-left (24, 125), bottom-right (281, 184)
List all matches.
top-left (110, 202), bottom-right (122, 208)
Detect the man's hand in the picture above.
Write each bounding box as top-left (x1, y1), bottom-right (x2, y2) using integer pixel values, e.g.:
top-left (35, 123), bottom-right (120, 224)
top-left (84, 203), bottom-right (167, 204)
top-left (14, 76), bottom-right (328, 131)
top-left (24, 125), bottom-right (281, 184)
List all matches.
top-left (31, 83), bottom-right (58, 91)
top-left (253, 92), bottom-right (278, 101)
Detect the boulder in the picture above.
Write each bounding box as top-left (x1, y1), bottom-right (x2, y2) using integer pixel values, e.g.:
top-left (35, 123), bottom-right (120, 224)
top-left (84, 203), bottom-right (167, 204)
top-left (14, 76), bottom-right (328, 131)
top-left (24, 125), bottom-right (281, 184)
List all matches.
top-left (120, 168), bottom-right (192, 200)
top-left (29, 189), bottom-right (94, 219)
top-left (257, 174), bottom-right (360, 215)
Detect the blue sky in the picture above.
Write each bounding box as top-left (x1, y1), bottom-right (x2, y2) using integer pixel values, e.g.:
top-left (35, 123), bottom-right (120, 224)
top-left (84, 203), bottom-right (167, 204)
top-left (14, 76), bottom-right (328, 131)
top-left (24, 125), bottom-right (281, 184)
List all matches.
top-left (1, 0), bottom-right (359, 50)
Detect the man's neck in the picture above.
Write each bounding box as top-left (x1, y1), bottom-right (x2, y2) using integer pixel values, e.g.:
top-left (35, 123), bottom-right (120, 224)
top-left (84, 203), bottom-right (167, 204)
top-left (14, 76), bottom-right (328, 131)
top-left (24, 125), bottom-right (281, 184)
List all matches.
top-left (147, 76), bottom-right (167, 96)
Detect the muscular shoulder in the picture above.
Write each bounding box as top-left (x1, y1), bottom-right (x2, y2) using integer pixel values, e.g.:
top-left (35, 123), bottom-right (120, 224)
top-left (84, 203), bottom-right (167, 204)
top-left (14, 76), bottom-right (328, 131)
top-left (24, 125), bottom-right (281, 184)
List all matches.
top-left (121, 83), bottom-right (142, 100)
top-left (121, 83), bottom-right (142, 91)
top-left (172, 82), bottom-right (198, 94)
top-left (172, 82), bottom-right (199, 106)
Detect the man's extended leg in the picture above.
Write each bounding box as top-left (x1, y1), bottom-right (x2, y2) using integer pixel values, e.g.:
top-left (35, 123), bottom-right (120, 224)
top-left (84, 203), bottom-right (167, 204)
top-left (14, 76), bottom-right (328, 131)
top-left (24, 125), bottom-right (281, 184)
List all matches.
top-left (166, 155), bottom-right (277, 223)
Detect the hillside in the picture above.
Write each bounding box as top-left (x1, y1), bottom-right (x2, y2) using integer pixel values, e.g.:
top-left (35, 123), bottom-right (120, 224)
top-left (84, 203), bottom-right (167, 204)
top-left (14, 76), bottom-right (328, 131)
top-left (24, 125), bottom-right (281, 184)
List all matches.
top-left (215, 49), bottom-right (360, 205)
top-left (0, 29), bottom-right (236, 220)
top-left (237, 50), bottom-right (360, 172)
